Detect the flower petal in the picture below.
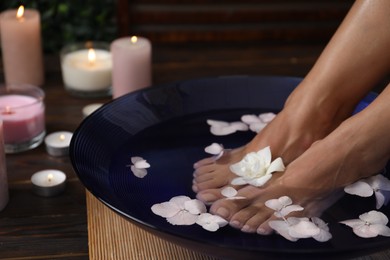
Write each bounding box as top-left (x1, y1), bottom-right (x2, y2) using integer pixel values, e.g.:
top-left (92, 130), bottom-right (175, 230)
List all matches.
top-left (196, 213), bottom-right (228, 232)
top-left (259, 112), bottom-right (276, 123)
top-left (205, 143), bottom-right (224, 155)
top-left (231, 177), bottom-right (248, 185)
top-left (265, 198), bottom-right (283, 211)
top-left (268, 220), bottom-right (298, 242)
top-left (360, 210), bottom-right (388, 225)
top-left (169, 196), bottom-right (191, 208)
top-left (257, 146), bottom-right (272, 166)
top-left (241, 114), bottom-right (261, 124)
top-left (151, 202), bottom-right (180, 218)
top-left (266, 157), bottom-right (285, 174)
top-left (375, 191), bottom-right (386, 209)
top-left (131, 156), bottom-right (143, 164)
top-left (340, 219), bottom-right (364, 229)
top-left (221, 186), bottom-right (238, 198)
top-left (249, 122), bottom-right (267, 133)
top-left (184, 199), bottom-right (207, 215)
top-left (277, 205), bottom-right (304, 218)
top-left (352, 225), bottom-right (379, 238)
top-left (368, 174), bottom-right (390, 191)
top-left (278, 196), bottom-right (292, 206)
top-left (247, 174), bottom-right (272, 187)
top-left (207, 119), bottom-right (229, 127)
top-left (230, 121), bottom-right (249, 131)
top-left (167, 211), bottom-right (199, 225)
top-left (210, 125), bottom-right (237, 136)
top-left (371, 224), bottom-right (390, 237)
top-left (288, 219), bottom-right (320, 239)
top-left (130, 166), bottom-right (148, 178)
top-left (344, 181), bottom-right (373, 197)
top-left (134, 159), bottom-right (150, 169)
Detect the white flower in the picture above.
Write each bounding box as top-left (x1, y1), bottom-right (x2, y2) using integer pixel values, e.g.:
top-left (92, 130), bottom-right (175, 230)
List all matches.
top-left (221, 186), bottom-right (246, 200)
top-left (344, 174), bottom-right (390, 209)
top-left (288, 217), bottom-right (321, 239)
top-left (204, 143), bottom-right (224, 160)
top-left (265, 196), bottom-right (303, 218)
top-left (207, 119), bottom-right (248, 136)
top-left (196, 213), bottom-right (228, 232)
top-left (311, 217), bottom-right (332, 242)
top-left (151, 196), bottom-right (207, 225)
top-left (340, 210), bottom-right (390, 238)
top-left (230, 146), bottom-right (285, 187)
top-left (129, 156), bottom-right (150, 178)
top-left (241, 113), bottom-right (276, 133)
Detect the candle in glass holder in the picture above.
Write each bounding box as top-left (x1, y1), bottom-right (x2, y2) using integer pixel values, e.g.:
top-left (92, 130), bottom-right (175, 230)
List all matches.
top-left (31, 169), bottom-right (66, 197)
top-left (0, 120), bottom-right (9, 211)
top-left (60, 42), bottom-right (112, 98)
top-left (111, 36), bottom-right (152, 98)
top-left (0, 5), bottom-right (44, 86)
top-left (44, 131), bottom-right (73, 157)
top-left (0, 84), bottom-right (45, 153)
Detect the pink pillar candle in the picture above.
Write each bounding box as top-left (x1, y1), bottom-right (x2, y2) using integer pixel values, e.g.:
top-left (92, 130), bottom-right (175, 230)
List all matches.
top-left (111, 36), bottom-right (152, 98)
top-left (0, 85), bottom-right (45, 153)
top-left (0, 120), bottom-right (9, 211)
top-left (0, 6), bottom-right (44, 86)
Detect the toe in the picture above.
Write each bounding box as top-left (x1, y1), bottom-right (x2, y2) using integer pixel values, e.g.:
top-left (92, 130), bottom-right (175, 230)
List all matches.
top-left (196, 188), bottom-right (225, 203)
top-left (193, 157), bottom-right (215, 169)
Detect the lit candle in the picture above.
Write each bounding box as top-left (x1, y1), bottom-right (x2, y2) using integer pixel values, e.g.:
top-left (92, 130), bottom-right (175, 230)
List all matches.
top-left (0, 84), bottom-right (45, 153)
top-left (60, 42), bottom-right (112, 97)
top-left (31, 169), bottom-right (66, 197)
top-left (82, 103), bottom-right (103, 118)
top-left (44, 131), bottom-right (73, 157)
top-left (111, 36), bottom-right (152, 98)
top-left (0, 120), bottom-right (9, 211)
top-left (0, 6), bottom-right (44, 86)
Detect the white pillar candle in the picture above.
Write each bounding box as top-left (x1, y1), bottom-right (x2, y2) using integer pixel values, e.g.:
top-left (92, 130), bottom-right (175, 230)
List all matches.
top-left (31, 169), bottom-right (66, 197)
top-left (0, 120), bottom-right (9, 211)
top-left (61, 42), bottom-right (112, 97)
top-left (0, 6), bottom-right (44, 86)
top-left (111, 36), bottom-right (152, 98)
top-left (44, 131), bottom-right (73, 157)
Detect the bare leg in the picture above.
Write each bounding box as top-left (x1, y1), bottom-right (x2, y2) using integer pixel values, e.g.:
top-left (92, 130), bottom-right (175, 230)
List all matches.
top-left (193, 0), bottom-right (390, 204)
top-left (210, 82), bottom-right (390, 233)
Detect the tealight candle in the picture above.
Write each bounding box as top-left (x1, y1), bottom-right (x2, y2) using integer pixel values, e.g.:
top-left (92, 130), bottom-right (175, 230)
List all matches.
top-left (31, 169), bottom-right (66, 197)
top-left (0, 120), bottom-right (9, 211)
top-left (0, 84), bottom-right (45, 153)
top-left (111, 36), bottom-right (152, 98)
top-left (0, 6), bottom-right (44, 86)
top-left (60, 42), bottom-right (112, 98)
top-left (44, 131), bottom-right (73, 157)
top-left (82, 103), bottom-right (103, 118)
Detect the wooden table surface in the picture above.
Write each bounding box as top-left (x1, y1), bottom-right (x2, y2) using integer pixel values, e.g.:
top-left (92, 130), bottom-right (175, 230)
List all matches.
top-left (0, 44), bottom-right (387, 259)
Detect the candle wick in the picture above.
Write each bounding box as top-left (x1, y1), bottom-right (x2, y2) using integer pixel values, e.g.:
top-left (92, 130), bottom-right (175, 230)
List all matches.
top-left (2, 106), bottom-right (14, 115)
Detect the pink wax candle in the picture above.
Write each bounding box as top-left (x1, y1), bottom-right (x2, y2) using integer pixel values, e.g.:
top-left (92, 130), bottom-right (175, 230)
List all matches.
top-left (111, 36), bottom-right (152, 98)
top-left (0, 84), bottom-right (45, 153)
top-left (0, 120), bottom-right (9, 211)
top-left (0, 6), bottom-right (44, 86)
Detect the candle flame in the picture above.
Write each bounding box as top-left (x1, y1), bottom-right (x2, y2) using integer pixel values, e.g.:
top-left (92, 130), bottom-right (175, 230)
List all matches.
top-left (16, 5), bottom-right (24, 19)
top-left (88, 48), bottom-right (96, 65)
top-left (59, 134), bottom-right (65, 141)
top-left (47, 173), bottom-right (54, 182)
top-left (131, 36), bottom-right (138, 44)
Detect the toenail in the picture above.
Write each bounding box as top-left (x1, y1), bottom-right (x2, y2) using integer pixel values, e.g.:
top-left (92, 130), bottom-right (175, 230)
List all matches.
top-left (216, 207), bottom-right (230, 218)
top-left (230, 220), bottom-right (242, 229)
top-left (200, 193), bottom-right (218, 202)
top-left (192, 185), bottom-right (198, 192)
top-left (257, 227), bottom-right (272, 235)
top-left (241, 225), bottom-right (254, 233)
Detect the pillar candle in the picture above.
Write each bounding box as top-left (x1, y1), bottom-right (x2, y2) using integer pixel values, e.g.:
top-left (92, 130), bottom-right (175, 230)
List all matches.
top-left (0, 6), bottom-right (44, 86)
top-left (111, 36), bottom-right (152, 98)
top-left (0, 120), bottom-right (9, 211)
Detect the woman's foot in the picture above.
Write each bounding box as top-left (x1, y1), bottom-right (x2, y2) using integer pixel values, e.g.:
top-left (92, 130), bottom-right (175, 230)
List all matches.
top-left (208, 101), bottom-right (390, 234)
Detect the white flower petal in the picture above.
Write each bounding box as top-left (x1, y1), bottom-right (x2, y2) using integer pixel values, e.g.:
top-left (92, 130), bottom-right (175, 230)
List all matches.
top-left (231, 177), bottom-right (248, 185)
top-left (278, 205), bottom-right (304, 217)
top-left (266, 157), bottom-right (285, 174)
top-left (340, 219), bottom-right (364, 228)
top-left (368, 174), bottom-right (390, 191)
top-left (230, 121), bottom-right (249, 131)
top-left (257, 146), bottom-right (272, 166)
top-left (151, 202), bottom-right (180, 218)
top-left (259, 112), bottom-right (276, 123)
top-left (288, 219), bottom-right (320, 239)
top-left (205, 143), bottom-right (224, 155)
top-left (210, 125), bottom-right (237, 136)
top-left (278, 196), bottom-right (292, 206)
top-left (131, 156), bottom-right (143, 164)
top-left (167, 211), bottom-right (199, 225)
top-left (353, 225), bottom-right (379, 238)
top-left (221, 186), bottom-right (238, 198)
top-left (130, 166), bottom-right (148, 178)
top-left (247, 174), bottom-right (272, 187)
top-left (360, 210), bottom-right (388, 225)
top-left (265, 198), bottom-right (283, 211)
top-left (207, 119), bottom-right (229, 127)
top-left (184, 199), bottom-right (207, 215)
top-left (169, 196), bottom-right (191, 208)
top-left (268, 220), bottom-right (298, 242)
top-left (371, 224), bottom-right (390, 237)
top-left (311, 218), bottom-right (332, 243)
top-left (241, 114), bottom-right (262, 124)
top-left (249, 122), bottom-right (267, 133)
top-left (134, 159), bottom-right (150, 169)
top-left (196, 213), bottom-right (228, 232)
top-left (375, 191), bottom-right (386, 209)
top-left (344, 181), bottom-right (373, 197)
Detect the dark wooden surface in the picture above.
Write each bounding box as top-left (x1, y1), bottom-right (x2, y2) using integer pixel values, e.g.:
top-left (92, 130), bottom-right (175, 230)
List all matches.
top-left (0, 42), bottom-right (388, 259)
